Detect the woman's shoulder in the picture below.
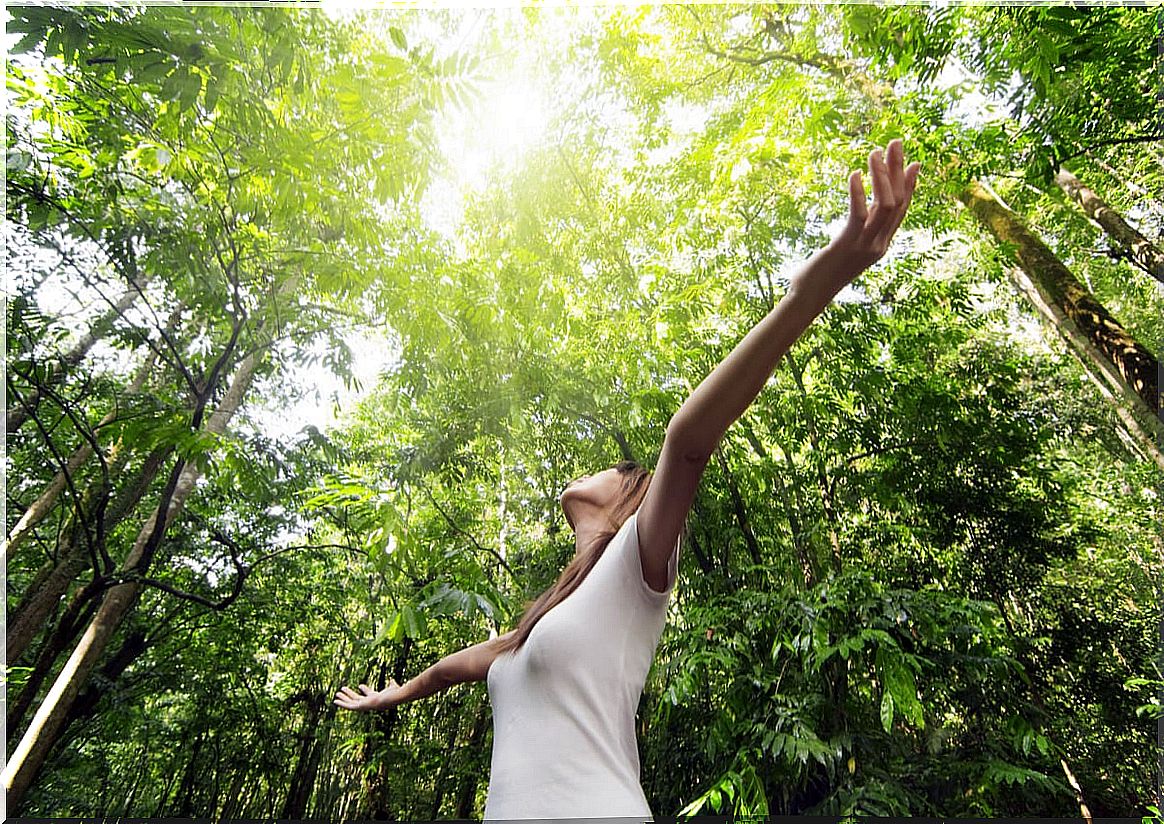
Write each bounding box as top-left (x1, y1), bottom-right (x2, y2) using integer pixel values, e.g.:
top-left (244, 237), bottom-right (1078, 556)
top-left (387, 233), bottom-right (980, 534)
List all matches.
top-left (613, 510), bottom-right (679, 603)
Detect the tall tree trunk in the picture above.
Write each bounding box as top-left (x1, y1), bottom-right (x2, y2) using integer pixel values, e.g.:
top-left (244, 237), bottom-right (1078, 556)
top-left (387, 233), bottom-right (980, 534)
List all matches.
top-left (429, 698), bottom-right (468, 816)
top-left (1, 348), bottom-right (262, 808)
top-left (298, 701), bottom-right (337, 818)
top-left (281, 695), bottom-right (325, 819)
top-left (6, 533), bottom-right (93, 669)
top-left (217, 769), bottom-right (248, 820)
top-left (959, 180), bottom-right (1164, 469)
top-left (6, 278), bottom-right (144, 435)
top-left (360, 636), bottom-right (414, 819)
top-left (5, 442), bottom-right (96, 564)
top-left (170, 730), bottom-right (206, 816)
top-left (63, 628), bottom-right (150, 729)
top-left (7, 577), bottom-right (101, 739)
top-left (454, 700), bottom-right (491, 819)
top-left (714, 448), bottom-right (763, 567)
top-left (1055, 166), bottom-right (1164, 285)
top-left (739, 418), bottom-right (816, 588)
top-left (786, 351), bottom-right (843, 573)
top-left (684, 528), bottom-right (714, 575)
top-left (7, 444), bottom-right (171, 665)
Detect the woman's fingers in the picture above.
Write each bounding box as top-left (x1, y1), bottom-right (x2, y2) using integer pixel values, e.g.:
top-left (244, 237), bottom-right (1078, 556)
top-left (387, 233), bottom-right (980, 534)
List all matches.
top-left (334, 684), bottom-right (377, 710)
top-left (866, 147), bottom-right (895, 237)
top-left (848, 170), bottom-right (868, 226)
top-left (878, 160), bottom-right (921, 246)
top-left (885, 139), bottom-right (905, 201)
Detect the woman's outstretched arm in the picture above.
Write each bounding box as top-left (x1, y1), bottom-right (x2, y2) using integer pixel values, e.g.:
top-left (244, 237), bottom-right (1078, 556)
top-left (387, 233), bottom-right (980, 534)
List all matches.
top-left (636, 139), bottom-right (920, 586)
top-left (335, 632), bottom-right (514, 712)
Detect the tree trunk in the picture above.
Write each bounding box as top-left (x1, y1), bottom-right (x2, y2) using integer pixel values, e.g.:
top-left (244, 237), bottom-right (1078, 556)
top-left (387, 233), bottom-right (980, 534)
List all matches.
top-left (959, 180), bottom-right (1164, 469)
top-left (63, 628), bottom-right (150, 729)
top-left (1, 349), bottom-right (262, 808)
top-left (786, 351), bottom-right (844, 573)
top-left (961, 179), bottom-right (1159, 416)
top-left (739, 418), bottom-right (816, 588)
top-left (298, 701), bottom-right (337, 818)
top-left (430, 698), bottom-right (468, 816)
top-left (171, 730), bottom-right (206, 816)
top-left (1055, 166), bottom-right (1164, 285)
top-left (5, 310), bottom-right (167, 564)
top-left (6, 279), bottom-right (144, 435)
top-left (217, 768), bottom-right (248, 820)
top-left (7, 444), bottom-right (171, 665)
top-left (714, 448), bottom-right (763, 567)
top-left (454, 700), bottom-right (491, 819)
top-left (5, 443), bottom-right (96, 563)
top-left (7, 578), bottom-right (101, 739)
top-left (684, 528), bottom-right (714, 575)
top-left (281, 695), bottom-right (325, 819)
top-left (6, 534), bottom-right (92, 668)
top-left (360, 636), bottom-right (414, 819)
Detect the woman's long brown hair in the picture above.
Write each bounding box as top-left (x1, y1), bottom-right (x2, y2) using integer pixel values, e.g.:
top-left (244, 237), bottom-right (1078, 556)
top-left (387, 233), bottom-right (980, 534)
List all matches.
top-left (494, 460), bottom-right (652, 655)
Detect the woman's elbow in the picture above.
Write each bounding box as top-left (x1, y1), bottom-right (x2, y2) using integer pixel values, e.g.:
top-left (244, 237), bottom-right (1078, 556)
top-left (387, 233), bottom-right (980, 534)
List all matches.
top-left (664, 416), bottom-right (716, 463)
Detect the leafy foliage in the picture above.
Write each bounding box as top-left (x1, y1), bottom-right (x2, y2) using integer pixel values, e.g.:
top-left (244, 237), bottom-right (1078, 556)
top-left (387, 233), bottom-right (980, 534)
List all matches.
top-left (6, 4), bottom-right (1159, 819)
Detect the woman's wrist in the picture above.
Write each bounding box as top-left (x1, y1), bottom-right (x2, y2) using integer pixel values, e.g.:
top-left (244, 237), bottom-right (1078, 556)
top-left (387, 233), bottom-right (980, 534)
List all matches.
top-left (785, 246), bottom-right (857, 307)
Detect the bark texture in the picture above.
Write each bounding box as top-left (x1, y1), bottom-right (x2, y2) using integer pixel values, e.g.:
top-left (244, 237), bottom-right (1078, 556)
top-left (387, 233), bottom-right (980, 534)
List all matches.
top-left (1056, 166), bottom-right (1164, 285)
top-left (960, 180), bottom-right (1160, 428)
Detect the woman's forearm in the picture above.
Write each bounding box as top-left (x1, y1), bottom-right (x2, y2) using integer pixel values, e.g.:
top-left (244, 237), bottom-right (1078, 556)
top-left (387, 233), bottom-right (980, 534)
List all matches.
top-left (667, 244), bottom-right (862, 460)
top-left (378, 638), bottom-right (498, 708)
top-left (389, 662), bottom-right (449, 706)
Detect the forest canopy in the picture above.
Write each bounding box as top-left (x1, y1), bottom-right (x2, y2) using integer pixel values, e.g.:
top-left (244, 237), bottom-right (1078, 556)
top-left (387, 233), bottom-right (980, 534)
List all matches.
top-left (4, 3), bottom-right (1162, 818)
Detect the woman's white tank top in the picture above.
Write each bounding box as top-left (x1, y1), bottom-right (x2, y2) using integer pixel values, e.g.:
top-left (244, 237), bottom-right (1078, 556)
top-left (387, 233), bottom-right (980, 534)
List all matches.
top-left (484, 510), bottom-right (680, 821)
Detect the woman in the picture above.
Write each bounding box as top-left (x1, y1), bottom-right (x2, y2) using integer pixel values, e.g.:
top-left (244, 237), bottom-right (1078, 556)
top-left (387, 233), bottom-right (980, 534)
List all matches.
top-left (336, 139), bottom-right (921, 819)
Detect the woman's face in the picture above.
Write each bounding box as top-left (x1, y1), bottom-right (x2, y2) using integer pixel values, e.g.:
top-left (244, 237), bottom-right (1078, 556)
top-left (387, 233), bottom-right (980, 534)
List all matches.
top-left (559, 467), bottom-right (624, 530)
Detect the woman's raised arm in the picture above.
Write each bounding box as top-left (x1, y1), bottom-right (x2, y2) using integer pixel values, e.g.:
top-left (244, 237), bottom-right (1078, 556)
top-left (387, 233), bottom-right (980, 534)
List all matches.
top-left (335, 632), bottom-right (514, 712)
top-left (636, 139), bottom-right (920, 586)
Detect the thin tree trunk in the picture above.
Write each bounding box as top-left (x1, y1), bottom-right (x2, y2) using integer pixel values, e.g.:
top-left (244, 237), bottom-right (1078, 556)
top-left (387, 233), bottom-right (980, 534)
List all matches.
top-left (960, 180), bottom-right (1160, 424)
top-left (62, 628), bottom-right (149, 729)
top-left (739, 418), bottom-right (816, 588)
top-left (217, 769), bottom-right (248, 820)
top-left (171, 731), bottom-right (206, 816)
top-left (2, 348), bottom-right (262, 808)
top-left (5, 309), bottom-right (169, 564)
top-left (360, 636), bottom-right (414, 819)
top-left (430, 698), bottom-right (467, 816)
top-left (7, 444), bottom-right (171, 665)
top-left (298, 701), bottom-right (337, 818)
top-left (1055, 166), bottom-right (1164, 285)
top-left (5, 444), bottom-right (96, 563)
top-left (770, 434), bottom-right (825, 588)
top-left (6, 537), bottom-right (92, 669)
top-left (454, 701), bottom-right (491, 819)
top-left (7, 578), bottom-right (101, 739)
top-left (684, 527), bottom-right (713, 575)
top-left (6, 279), bottom-right (144, 435)
top-left (281, 694), bottom-right (329, 819)
top-left (714, 448), bottom-right (763, 567)
top-left (786, 351), bottom-right (843, 572)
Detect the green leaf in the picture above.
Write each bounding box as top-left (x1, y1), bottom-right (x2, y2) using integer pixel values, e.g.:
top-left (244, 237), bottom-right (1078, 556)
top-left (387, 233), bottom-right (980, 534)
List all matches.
top-left (880, 691), bottom-right (895, 733)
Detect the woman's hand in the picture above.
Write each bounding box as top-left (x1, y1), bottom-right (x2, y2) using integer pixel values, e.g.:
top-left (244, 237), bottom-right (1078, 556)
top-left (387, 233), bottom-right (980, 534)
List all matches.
top-left (334, 678), bottom-right (400, 712)
top-left (824, 138), bottom-right (921, 280)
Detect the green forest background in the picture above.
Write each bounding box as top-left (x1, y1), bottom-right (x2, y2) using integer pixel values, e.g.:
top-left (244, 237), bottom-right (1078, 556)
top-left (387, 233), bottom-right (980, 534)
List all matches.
top-left (4, 3), bottom-right (1162, 818)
